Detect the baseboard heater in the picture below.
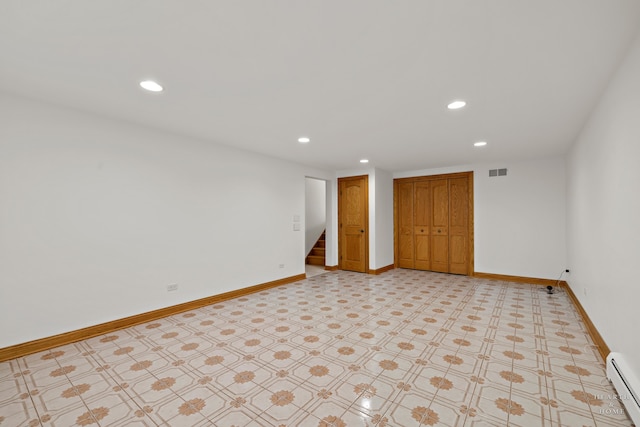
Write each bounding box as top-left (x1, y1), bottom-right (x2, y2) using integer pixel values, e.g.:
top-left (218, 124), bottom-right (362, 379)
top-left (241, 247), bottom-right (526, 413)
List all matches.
top-left (606, 352), bottom-right (640, 425)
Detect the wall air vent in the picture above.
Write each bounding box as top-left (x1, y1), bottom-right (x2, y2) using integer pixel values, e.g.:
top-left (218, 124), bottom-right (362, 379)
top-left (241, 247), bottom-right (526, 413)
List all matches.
top-left (489, 168), bottom-right (508, 177)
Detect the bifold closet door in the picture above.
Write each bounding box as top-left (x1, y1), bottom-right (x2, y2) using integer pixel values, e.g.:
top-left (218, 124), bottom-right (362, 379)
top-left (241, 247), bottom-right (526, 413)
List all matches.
top-left (394, 172), bottom-right (472, 275)
top-left (448, 177), bottom-right (469, 275)
top-left (414, 182), bottom-right (431, 270)
top-left (430, 179), bottom-right (449, 273)
top-left (397, 181), bottom-right (414, 269)
top-left (397, 181), bottom-right (432, 270)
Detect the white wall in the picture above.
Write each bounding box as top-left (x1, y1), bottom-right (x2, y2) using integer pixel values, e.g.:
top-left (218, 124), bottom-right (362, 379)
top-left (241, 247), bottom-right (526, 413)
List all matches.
top-left (0, 93), bottom-right (332, 348)
top-left (566, 31), bottom-right (640, 379)
top-left (304, 177), bottom-right (326, 255)
top-left (325, 178), bottom-right (339, 268)
top-left (395, 156), bottom-right (567, 279)
top-left (373, 168), bottom-right (394, 269)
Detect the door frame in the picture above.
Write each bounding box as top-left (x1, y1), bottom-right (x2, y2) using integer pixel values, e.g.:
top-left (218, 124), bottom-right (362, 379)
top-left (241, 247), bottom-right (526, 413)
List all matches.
top-left (338, 175), bottom-right (369, 272)
top-left (393, 171), bottom-right (474, 275)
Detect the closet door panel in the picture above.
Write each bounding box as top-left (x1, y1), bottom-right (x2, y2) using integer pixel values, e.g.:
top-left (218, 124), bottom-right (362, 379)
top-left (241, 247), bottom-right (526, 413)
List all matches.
top-left (449, 235), bottom-right (467, 274)
top-left (431, 179), bottom-right (449, 272)
top-left (394, 172), bottom-right (472, 276)
top-left (397, 182), bottom-right (414, 268)
top-left (414, 182), bottom-right (431, 270)
top-left (449, 177), bottom-right (469, 275)
top-left (415, 228), bottom-right (430, 270)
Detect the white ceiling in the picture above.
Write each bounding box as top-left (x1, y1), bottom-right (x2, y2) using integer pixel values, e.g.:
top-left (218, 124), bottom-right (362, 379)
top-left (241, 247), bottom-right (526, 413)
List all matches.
top-left (2, 1), bottom-right (640, 172)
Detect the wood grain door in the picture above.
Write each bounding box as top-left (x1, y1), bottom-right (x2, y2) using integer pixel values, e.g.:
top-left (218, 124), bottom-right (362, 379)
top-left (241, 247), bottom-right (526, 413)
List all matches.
top-left (430, 179), bottom-right (449, 273)
top-left (414, 181), bottom-right (431, 270)
top-left (339, 175), bottom-right (368, 272)
top-left (397, 181), bottom-right (414, 269)
top-left (448, 177), bottom-right (469, 275)
top-left (394, 171), bottom-right (473, 275)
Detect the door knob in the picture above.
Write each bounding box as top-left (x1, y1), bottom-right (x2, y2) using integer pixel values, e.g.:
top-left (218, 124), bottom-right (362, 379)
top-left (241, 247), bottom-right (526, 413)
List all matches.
top-left (360, 229), bottom-right (364, 233)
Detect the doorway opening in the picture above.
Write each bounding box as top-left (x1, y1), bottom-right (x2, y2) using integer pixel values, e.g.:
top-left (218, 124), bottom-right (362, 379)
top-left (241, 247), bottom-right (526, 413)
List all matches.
top-left (305, 177), bottom-right (327, 278)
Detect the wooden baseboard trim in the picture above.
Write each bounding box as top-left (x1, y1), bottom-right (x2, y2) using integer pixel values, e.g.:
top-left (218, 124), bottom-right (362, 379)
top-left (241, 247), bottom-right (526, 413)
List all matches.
top-left (473, 272), bottom-right (561, 287)
top-left (561, 282), bottom-right (610, 362)
top-left (324, 265), bottom-right (339, 271)
top-left (368, 264), bottom-right (395, 275)
top-left (0, 273), bottom-right (306, 363)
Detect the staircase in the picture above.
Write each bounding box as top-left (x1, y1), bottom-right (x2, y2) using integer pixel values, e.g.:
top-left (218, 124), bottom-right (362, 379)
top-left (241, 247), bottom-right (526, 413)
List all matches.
top-left (306, 230), bottom-right (326, 266)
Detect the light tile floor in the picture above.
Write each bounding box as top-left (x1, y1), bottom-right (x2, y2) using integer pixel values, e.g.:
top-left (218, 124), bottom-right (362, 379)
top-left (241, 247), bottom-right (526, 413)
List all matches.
top-left (0, 269), bottom-right (633, 426)
top-left (305, 265), bottom-right (328, 279)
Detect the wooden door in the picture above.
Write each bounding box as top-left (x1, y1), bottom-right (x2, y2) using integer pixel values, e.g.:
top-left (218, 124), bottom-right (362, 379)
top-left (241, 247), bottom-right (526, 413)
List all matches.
top-left (339, 176), bottom-right (368, 272)
top-left (414, 182), bottom-right (431, 270)
top-left (449, 177), bottom-right (469, 275)
top-left (393, 172), bottom-right (473, 275)
top-left (397, 181), bottom-right (414, 269)
top-left (430, 179), bottom-right (449, 273)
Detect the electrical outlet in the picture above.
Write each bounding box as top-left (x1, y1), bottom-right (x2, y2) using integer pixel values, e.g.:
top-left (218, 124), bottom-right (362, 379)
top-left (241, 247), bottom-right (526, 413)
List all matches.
top-left (167, 284), bottom-right (178, 292)
top-left (583, 288), bottom-right (587, 296)
top-left (279, 264), bottom-right (285, 269)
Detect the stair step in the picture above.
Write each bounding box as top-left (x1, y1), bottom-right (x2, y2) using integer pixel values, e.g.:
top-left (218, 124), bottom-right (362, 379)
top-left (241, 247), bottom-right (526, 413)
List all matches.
top-left (306, 255), bottom-right (325, 266)
top-left (306, 229), bottom-right (326, 266)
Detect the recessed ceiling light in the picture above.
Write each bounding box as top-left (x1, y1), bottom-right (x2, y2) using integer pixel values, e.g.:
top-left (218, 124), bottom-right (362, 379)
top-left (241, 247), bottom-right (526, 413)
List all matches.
top-left (140, 80), bottom-right (163, 92)
top-left (474, 141), bottom-right (488, 147)
top-left (298, 137), bottom-right (310, 143)
top-left (447, 100), bottom-right (466, 110)
top-left (360, 159), bottom-right (369, 164)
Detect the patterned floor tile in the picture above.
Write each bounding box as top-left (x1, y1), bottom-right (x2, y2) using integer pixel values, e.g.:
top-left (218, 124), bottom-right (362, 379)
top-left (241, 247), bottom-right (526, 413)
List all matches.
top-left (0, 269), bottom-right (633, 426)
